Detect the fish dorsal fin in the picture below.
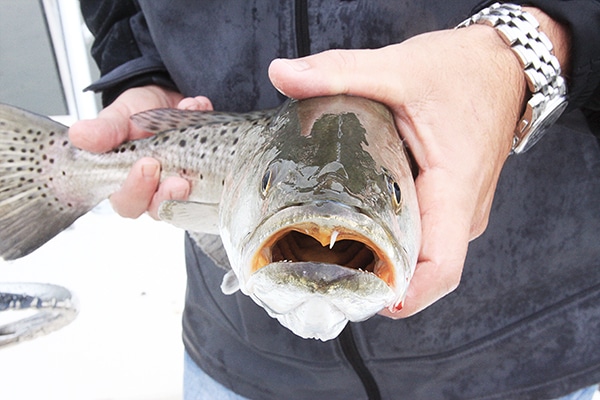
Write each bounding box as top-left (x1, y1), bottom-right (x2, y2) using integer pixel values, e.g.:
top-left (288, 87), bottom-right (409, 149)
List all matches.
top-left (158, 200), bottom-right (219, 234)
top-left (131, 108), bottom-right (274, 134)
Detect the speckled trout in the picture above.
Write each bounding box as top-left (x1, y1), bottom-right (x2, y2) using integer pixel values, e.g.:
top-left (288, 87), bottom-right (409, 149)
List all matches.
top-left (0, 95), bottom-right (420, 341)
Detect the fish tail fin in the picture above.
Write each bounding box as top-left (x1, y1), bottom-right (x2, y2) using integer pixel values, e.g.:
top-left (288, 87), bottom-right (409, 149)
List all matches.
top-left (0, 104), bottom-right (98, 260)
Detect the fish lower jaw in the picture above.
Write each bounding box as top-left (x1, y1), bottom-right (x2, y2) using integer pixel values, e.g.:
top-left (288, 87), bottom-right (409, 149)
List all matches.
top-left (266, 298), bottom-right (350, 341)
top-left (245, 262), bottom-right (397, 341)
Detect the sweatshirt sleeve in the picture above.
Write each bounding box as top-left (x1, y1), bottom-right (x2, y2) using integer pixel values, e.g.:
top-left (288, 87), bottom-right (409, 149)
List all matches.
top-left (79, 1), bottom-right (178, 106)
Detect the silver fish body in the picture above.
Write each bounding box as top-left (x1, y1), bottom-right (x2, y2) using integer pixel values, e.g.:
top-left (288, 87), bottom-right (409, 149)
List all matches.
top-left (0, 95), bottom-right (420, 341)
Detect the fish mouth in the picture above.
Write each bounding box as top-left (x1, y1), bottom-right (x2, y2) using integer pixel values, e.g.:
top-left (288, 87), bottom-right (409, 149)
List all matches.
top-left (252, 225), bottom-right (395, 287)
top-left (248, 201), bottom-right (402, 290)
top-left (243, 202), bottom-right (406, 340)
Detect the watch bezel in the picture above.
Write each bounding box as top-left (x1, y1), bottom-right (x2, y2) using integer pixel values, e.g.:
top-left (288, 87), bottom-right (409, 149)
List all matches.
top-left (512, 97), bottom-right (568, 153)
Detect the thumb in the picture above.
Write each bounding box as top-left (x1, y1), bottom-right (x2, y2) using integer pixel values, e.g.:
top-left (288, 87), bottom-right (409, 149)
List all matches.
top-left (69, 107), bottom-right (132, 153)
top-left (69, 85), bottom-right (184, 153)
top-left (268, 49), bottom-right (398, 101)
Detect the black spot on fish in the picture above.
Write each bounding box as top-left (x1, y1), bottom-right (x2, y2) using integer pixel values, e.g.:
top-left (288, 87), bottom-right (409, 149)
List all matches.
top-left (232, 138), bottom-right (239, 145)
top-left (200, 153), bottom-right (206, 159)
top-left (49, 131), bottom-right (55, 136)
top-left (231, 127), bottom-right (239, 134)
top-left (162, 136), bottom-right (170, 143)
top-left (220, 129), bottom-right (227, 136)
top-left (179, 140), bottom-right (187, 147)
top-left (130, 145), bottom-right (136, 151)
top-left (200, 137), bottom-right (207, 144)
top-left (63, 140), bottom-right (69, 146)
top-left (49, 140), bottom-right (55, 146)
top-left (212, 146), bottom-right (218, 153)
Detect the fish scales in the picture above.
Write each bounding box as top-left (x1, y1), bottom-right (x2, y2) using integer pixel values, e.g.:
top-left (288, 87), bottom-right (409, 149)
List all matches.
top-left (0, 103), bottom-right (272, 259)
top-left (0, 96), bottom-right (420, 341)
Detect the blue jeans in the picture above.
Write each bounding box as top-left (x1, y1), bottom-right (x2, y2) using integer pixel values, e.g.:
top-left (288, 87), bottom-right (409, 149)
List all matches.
top-left (184, 350), bottom-right (597, 400)
top-left (184, 351), bottom-right (250, 400)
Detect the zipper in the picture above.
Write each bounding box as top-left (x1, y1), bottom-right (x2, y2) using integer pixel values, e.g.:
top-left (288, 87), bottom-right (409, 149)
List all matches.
top-left (339, 324), bottom-right (382, 400)
top-left (294, 0), bottom-right (311, 57)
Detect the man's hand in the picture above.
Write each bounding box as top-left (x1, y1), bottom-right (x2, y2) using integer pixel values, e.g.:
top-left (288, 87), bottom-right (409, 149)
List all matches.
top-left (269, 9), bottom-right (570, 317)
top-left (69, 85), bottom-right (213, 218)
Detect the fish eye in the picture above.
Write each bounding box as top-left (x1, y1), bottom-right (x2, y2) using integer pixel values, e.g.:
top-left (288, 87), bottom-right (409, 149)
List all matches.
top-left (385, 174), bottom-right (402, 211)
top-left (260, 168), bottom-right (273, 196)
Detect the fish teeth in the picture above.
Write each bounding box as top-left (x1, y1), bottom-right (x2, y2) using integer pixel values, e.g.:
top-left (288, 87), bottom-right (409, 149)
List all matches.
top-left (329, 230), bottom-right (340, 249)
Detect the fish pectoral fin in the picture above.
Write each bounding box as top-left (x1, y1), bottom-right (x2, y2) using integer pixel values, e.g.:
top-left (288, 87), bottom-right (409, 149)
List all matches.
top-left (158, 200), bottom-right (219, 234)
top-left (220, 270), bottom-right (240, 295)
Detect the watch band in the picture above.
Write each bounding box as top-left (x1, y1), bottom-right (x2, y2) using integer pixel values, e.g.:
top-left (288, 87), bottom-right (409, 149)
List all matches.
top-left (457, 3), bottom-right (568, 153)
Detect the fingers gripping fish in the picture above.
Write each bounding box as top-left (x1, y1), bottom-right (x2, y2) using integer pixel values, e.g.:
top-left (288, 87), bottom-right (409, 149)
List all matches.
top-left (0, 96), bottom-right (420, 341)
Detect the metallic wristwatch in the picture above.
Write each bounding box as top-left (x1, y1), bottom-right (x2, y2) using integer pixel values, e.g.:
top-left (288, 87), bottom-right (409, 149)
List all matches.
top-left (457, 2), bottom-right (568, 154)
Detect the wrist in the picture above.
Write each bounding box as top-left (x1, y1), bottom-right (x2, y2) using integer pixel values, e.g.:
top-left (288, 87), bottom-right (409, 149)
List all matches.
top-left (457, 3), bottom-right (569, 153)
top-left (522, 7), bottom-right (571, 77)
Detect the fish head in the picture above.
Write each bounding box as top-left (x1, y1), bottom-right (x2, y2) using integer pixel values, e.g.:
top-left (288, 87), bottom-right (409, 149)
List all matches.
top-left (220, 95), bottom-right (420, 340)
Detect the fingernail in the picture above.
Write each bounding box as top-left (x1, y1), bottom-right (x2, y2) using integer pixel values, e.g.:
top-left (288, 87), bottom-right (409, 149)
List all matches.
top-left (141, 162), bottom-right (159, 178)
top-left (394, 302), bottom-right (404, 312)
top-left (278, 58), bottom-right (311, 72)
top-left (171, 188), bottom-right (189, 200)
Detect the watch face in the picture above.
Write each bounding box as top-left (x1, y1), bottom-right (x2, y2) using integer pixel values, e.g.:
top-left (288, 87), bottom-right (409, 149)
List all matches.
top-left (514, 99), bottom-right (568, 154)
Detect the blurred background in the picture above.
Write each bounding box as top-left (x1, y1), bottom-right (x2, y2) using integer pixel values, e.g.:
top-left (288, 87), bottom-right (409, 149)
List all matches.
top-left (0, 1), bottom-right (186, 398)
